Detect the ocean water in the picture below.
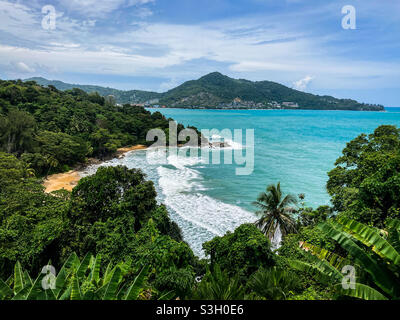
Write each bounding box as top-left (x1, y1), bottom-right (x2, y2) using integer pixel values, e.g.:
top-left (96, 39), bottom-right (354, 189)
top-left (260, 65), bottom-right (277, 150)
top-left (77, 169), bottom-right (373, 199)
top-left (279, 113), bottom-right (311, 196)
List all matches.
top-left (82, 107), bottom-right (400, 256)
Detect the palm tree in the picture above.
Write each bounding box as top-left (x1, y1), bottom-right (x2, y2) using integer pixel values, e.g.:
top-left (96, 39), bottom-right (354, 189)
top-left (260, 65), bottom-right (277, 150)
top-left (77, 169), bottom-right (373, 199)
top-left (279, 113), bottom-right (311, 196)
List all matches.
top-left (253, 182), bottom-right (298, 242)
top-left (44, 155), bottom-right (59, 178)
top-left (248, 267), bottom-right (300, 300)
top-left (22, 162), bottom-right (36, 178)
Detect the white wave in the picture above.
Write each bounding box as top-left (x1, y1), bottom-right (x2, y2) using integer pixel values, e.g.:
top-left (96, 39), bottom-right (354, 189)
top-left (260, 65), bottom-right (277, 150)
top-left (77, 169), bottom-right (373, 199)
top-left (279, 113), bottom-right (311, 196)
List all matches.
top-left (208, 134), bottom-right (244, 150)
top-left (80, 148), bottom-right (256, 257)
top-left (167, 153), bottom-right (205, 170)
top-left (157, 156), bottom-right (256, 256)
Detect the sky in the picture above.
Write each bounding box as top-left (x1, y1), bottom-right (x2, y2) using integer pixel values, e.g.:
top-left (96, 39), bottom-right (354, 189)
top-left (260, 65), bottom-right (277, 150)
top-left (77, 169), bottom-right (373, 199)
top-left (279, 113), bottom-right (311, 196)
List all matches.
top-left (0, 0), bottom-right (399, 107)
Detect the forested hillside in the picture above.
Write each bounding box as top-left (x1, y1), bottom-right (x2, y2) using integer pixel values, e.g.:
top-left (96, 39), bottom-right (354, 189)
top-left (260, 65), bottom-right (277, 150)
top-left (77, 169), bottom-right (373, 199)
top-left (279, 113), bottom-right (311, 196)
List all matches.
top-left (25, 77), bottom-right (161, 105)
top-left (25, 73), bottom-right (384, 111)
top-left (159, 72), bottom-right (384, 111)
top-left (0, 79), bottom-right (185, 176)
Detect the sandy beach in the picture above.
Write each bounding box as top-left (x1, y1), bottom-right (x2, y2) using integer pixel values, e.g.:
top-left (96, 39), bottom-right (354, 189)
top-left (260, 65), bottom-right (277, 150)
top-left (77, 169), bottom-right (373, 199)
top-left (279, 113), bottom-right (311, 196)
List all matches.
top-left (43, 145), bottom-right (147, 193)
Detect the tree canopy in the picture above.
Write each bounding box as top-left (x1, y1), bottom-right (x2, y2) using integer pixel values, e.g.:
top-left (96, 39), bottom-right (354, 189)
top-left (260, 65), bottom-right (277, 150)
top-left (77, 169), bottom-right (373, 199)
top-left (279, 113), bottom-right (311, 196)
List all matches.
top-left (327, 125), bottom-right (400, 227)
top-left (0, 80), bottom-right (189, 176)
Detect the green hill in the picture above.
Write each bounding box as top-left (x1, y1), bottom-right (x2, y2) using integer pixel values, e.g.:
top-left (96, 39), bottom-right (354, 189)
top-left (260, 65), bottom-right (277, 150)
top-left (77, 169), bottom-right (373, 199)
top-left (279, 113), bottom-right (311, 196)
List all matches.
top-left (24, 77), bottom-right (161, 104)
top-left (159, 72), bottom-right (384, 111)
top-left (25, 73), bottom-right (384, 111)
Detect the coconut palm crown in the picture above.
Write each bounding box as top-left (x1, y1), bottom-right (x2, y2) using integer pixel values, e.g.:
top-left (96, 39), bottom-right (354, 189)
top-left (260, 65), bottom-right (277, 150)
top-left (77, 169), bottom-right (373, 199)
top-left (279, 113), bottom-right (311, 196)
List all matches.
top-left (253, 182), bottom-right (298, 241)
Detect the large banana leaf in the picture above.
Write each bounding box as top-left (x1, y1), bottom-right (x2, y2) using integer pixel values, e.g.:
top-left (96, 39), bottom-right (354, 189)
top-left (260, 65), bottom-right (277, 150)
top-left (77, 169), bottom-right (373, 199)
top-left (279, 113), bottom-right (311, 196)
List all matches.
top-left (70, 276), bottom-right (82, 300)
top-left (61, 252), bottom-right (80, 276)
top-left (89, 254), bottom-right (102, 284)
top-left (23, 271), bottom-right (32, 288)
top-left (336, 283), bottom-right (388, 300)
top-left (12, 273), bottom-right (41, 300)
top-left (388, 226), bottom-right (400, 253)
top-left (76, 253), bottom-right (92, 280)
top-left (338, 217), bottom-right (400, 265)
top-left (124, 266), bottom-right (148, 300)
top-left (0, 279), bottom-right (13, 299)
top-left (59, 287), bottom-right (71, 300)
top-left (101, 267), bottom-right (122, 300)
top-left (26, 272), bottom-right (56, 300)
top-left (52, 267), bottom-right (67, 299)
top-left (287, 259), bottom-right (342, 285)
top-left (318, 221), bottom-right (398, 298)
top-left (299, 241), bottom-right (350, 271)
top-left (13, 261), bottom-right (24, 294)
top-left (158, 291), bottom-right (175, 300)
top-left (103, 262), bottom-right (114, 285)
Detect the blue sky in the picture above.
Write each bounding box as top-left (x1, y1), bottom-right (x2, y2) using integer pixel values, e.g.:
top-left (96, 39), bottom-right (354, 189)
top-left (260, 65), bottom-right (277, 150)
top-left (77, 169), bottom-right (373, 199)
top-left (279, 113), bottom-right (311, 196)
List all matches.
top-left (0, 0), bottom-right (399, 106)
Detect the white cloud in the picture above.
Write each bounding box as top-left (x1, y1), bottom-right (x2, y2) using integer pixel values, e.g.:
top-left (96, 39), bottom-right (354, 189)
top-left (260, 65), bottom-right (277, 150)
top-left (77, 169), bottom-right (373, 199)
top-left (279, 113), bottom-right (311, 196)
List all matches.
top-left (293, 76), bottom-right (314, 91)
top-left (12, 62), bottom-right (35, 73)
top-left (57, 0), bottom-right (154, 17)
top-left (0, 0), bottom-right (398, 92)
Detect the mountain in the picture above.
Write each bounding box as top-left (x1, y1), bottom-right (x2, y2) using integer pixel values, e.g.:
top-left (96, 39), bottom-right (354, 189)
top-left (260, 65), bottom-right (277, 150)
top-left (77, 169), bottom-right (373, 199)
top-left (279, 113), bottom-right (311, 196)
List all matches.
top-left (24, 77), bottom-right (161, 104)
top-left (25, 73), bottom-right (384, 111)
top-left (158, 72), bottom-right (384, 111)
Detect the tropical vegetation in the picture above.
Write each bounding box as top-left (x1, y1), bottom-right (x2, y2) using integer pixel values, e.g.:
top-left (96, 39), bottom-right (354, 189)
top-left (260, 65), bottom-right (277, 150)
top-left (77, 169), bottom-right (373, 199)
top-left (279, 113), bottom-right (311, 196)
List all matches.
top-left (0, 79), bottom-right (194, 176)
top-left (0, 79), bottom-right (399, 300)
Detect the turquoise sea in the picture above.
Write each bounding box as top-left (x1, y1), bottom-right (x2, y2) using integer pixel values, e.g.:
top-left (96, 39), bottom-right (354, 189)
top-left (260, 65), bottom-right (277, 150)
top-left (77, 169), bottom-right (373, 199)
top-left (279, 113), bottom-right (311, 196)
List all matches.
top-left (82, 107), bottom-right (400, 256)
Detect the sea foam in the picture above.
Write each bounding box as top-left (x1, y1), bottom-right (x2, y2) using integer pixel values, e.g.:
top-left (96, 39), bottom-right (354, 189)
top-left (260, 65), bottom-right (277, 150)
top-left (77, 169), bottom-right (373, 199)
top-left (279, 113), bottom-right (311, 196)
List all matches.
top-left (80, 148), bottom-right (256, 257)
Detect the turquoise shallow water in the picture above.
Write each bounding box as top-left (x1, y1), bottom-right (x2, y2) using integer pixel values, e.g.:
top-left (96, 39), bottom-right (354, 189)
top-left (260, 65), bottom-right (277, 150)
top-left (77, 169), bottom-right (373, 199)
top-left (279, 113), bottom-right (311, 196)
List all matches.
top-left (83, 107), bottom-right (400, 256)
top-left (152, 107), bottom-right (400, 210)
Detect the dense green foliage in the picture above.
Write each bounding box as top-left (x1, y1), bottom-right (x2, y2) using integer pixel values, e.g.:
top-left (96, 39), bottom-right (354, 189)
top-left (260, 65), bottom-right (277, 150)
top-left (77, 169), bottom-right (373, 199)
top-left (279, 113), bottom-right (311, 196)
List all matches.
top-left (327, 125), bottom-right (400, 227)
top-left (0, 253), bottom-right (151, 300)
top-left (203, 224), bottom-right (275, 280)
top-left (0, 153), bottom-right (67, 278)
top-left (25, 77), bottom-right (161, 105)
top-left (0, 157), bottom-right (199, 299)
top-left (0, 79), bottom-right (189, 175)
top-left (190, 265), bottom-right (246, 300)
top-left (248, 267), bottom-right (301, 300)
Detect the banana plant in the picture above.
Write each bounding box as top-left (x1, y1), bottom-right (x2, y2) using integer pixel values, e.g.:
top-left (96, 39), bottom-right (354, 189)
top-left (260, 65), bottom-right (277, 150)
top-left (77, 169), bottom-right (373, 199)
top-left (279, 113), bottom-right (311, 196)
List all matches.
top-left (0, 253), bottom-right (150, 300)
top-left (288, 217), bottom-right (400, 300)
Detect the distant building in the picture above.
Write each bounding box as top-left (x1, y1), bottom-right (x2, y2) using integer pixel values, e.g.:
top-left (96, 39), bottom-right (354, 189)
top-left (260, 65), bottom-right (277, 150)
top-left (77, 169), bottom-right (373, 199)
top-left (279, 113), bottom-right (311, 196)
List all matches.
top-left (282, 102), bottom-right (299, 108)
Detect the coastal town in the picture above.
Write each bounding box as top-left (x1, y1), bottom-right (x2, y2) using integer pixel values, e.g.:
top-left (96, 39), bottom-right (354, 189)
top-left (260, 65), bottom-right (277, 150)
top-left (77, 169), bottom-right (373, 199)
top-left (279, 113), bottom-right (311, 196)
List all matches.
top-left (120, 96), bottom-right (300, 110)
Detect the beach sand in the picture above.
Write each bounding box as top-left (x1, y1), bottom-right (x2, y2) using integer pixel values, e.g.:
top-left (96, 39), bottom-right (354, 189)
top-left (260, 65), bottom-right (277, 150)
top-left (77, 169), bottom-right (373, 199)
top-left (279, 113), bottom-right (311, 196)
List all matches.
top-left (43, 170), bottom-right (81, 193)
top-left (116, 144), bottom-right (147, 155)
top-left (43, 145), bottom-right (147, 193)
